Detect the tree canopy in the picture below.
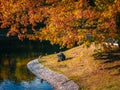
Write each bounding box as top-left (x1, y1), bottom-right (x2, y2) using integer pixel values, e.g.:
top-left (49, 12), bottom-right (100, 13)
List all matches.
top-left (0, 0), bottom-right (120, 48)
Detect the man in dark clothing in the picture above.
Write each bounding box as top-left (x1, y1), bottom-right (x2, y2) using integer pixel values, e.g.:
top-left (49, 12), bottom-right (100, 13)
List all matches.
top-left (57, 52), bottom-right (66, 62)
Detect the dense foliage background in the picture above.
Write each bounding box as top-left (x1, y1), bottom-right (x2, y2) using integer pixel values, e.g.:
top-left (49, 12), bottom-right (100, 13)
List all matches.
top-left (0, 0), bottom-right (120, 48)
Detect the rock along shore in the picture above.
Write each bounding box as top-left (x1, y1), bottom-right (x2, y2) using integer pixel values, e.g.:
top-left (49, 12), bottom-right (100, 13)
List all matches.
top-left (27, 59), bottom-right (79, 90)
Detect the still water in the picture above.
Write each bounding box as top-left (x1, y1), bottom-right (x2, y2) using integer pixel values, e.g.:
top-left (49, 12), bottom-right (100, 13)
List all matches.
top-left (0, 39), bottom-right (64, 90)
top-left (0, 53), bottom-right (53, 90)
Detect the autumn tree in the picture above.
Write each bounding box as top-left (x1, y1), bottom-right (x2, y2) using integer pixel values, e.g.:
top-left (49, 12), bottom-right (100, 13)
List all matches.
top-left (0, 0), bottom-right (120, 48)
top-left (0, 0), bottom-right (58, 39)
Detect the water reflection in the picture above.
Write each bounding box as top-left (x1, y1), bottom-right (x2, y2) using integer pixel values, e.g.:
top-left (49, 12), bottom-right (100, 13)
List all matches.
top-left (0, 77), bottom-right (53, 90)
top-left (0, 54), bottom-right (34, 83)
top-left (0, 53), bottom-right (53, 90)
top-left (0, 39), bottom-right (60, 90)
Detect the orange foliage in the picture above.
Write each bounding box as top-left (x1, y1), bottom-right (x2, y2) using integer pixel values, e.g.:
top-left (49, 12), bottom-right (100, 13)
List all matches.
top-left (0, 0), bottom-right (120, 47)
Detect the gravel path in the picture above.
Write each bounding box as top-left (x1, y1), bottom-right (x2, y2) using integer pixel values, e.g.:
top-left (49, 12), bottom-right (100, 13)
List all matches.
top-left (27, 59), bottom-right (79, 90)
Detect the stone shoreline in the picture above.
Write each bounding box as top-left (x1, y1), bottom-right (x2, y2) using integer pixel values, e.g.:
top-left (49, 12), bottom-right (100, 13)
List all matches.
top-left (27, 59), bottom-right (79, 90)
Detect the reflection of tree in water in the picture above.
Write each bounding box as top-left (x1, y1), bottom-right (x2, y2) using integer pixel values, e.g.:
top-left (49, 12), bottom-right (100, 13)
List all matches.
top-left (0, 54), bottom-right (35, 83)
top-left (0, 39), bottom-right (67, 83)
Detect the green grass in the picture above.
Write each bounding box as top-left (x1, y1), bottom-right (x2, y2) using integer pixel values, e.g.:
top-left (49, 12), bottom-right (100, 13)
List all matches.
top-left (38, 45), bottom-right (120, 90)
top-left (96, 81), bottom-right (120, 90)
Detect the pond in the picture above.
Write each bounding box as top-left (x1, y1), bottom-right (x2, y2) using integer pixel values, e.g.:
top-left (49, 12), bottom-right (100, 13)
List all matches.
top-left (0, 53), bottom-right (53, 90)
top-left (0, 38), bottom-right (66, 90)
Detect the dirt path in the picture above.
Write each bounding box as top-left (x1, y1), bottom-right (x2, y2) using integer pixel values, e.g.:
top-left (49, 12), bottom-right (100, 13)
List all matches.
top-left (27, 59), bottom-right (79, 90)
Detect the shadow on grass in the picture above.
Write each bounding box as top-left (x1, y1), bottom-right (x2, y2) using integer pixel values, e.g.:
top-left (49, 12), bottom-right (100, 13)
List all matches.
top-left (59, 57), bottom-right (74, 62)
top-left (93, 50), bottom-right (120, 75)
top-left (113, 73), bottom-right (120, 76)
top-left (105, 65), bottom-right (120, 70)
top-left (93, 50), bottom-right (120, 63)
top-left (66, 57), bottom-right (74, 60)
top-left (111, 69), bottom-right (120, 76)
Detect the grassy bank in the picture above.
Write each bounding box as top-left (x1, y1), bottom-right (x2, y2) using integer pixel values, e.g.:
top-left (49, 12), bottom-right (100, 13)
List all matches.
top-left (38, 45), bottom-right (120, 90)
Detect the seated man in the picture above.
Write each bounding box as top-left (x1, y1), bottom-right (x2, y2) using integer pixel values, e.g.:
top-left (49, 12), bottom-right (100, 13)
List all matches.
top-left (57, 52), bottom-right (66, 62)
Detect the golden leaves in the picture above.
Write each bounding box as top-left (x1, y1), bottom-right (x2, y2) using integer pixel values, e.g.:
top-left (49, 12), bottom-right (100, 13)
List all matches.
top-left (0, 0), bottom-right (120, 48)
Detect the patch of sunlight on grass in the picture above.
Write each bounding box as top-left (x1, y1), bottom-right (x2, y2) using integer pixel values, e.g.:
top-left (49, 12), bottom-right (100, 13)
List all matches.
top-left (105, 81), bottom-right (120, 90)
top-left (96, 81), bottom-right (120, 90)
top-left (38, 45), bottom-right (120, 90)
